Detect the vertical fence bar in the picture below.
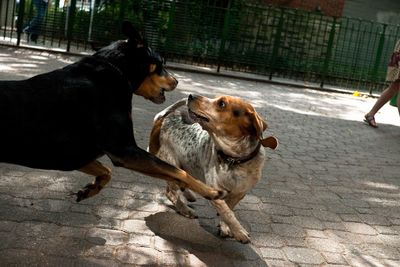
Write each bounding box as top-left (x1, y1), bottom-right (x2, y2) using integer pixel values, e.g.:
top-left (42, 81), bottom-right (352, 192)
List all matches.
top-left (320, 17), bottom-right (337, 88)
top-left (16, 0), bottom-right (26, 46)
top-left (3, 0), bottom-right (10, 39)
top-left (269, 8), bottom-right (284, 80)
top-left (163, 0), bottom-right (176, 58)
top-left (217, 0), bottom-right (231, 73)
top-left (66, 0), bottom-right (77, 52)
top-left (370, 24), bottom-right (387, 94)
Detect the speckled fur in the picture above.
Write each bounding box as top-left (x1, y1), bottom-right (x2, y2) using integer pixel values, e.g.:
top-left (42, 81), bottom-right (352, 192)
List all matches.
top-left (151, 96), bottom-right (277, 243)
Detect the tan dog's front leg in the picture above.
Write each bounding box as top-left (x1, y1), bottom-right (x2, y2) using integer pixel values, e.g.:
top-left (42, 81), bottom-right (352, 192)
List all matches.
top-left (218, 194), bottom-right (246, 238)
top-left (211, 199), bottom-right (250, 243)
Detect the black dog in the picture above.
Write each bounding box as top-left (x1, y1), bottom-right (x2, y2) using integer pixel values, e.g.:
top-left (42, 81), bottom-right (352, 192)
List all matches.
top-left (0, 21), bottom-right (225, 202)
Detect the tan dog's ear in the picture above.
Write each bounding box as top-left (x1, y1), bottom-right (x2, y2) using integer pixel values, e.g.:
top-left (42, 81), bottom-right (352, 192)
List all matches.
top-left (260, 136), bottom-right (278, 150)
top-left (248, 111), bottom-right (267, 138)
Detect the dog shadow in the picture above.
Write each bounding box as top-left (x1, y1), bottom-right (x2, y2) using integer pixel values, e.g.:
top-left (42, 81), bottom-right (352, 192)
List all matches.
top-left (145, 211), bottom-right (267, 266)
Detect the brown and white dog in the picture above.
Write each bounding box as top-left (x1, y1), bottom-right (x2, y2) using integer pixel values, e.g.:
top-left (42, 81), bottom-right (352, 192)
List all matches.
top-left (149, 94), bottom-right (278, 243)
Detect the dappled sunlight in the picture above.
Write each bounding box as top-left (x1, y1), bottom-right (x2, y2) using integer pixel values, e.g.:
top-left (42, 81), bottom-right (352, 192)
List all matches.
top-left (173, 71), bottom-right (400, 127)
top-left (0, 46), bottom-right (77, 80)
top-left (363, 181), bottom-right (399, 191)
top-left (366, 197), bottom-right (399, 207)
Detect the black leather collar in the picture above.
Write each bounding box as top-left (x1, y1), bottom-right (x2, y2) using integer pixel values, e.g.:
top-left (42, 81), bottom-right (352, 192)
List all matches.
top-left (217, 143), bottom-right (261, 167)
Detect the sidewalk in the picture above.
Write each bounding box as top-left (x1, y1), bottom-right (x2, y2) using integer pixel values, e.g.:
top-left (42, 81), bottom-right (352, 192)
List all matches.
top-left (0, 46), bottom-right (399, 266)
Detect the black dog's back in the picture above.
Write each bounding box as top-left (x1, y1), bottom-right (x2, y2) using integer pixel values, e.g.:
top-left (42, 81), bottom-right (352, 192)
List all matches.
top-left (0, 61), bottom-right (126, 170)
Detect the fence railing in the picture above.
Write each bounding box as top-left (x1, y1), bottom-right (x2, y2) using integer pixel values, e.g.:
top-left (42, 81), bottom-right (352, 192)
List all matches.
top-left (1, 0), bottom-right (399, 94)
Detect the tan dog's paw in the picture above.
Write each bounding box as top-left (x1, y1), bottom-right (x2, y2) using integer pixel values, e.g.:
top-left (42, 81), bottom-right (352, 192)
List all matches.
top-left (219, 221), bottom-right (233, 237)
top-left (175, 201), bottom-right (198, 219)
top-left (219, 221), bottom-right (250, 243)
top-left (233, 228), bottom-right (251, 244)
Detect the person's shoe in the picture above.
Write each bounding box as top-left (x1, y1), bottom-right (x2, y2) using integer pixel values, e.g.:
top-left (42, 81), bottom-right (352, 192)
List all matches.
top-left (364, 114), bottom-right (378, 128)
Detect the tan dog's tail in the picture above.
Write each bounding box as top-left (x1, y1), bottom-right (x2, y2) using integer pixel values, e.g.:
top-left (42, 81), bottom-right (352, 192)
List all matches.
top-left (149, 98), bottom-right (187, 155)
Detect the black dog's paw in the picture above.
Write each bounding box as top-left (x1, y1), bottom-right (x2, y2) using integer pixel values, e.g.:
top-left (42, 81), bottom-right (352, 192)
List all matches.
top-left (68, 190), bottom-right (86, 202)
top-left (69, 183), bottom-right (98, 202)
top-left (215, 189), bottom-right (229, 200)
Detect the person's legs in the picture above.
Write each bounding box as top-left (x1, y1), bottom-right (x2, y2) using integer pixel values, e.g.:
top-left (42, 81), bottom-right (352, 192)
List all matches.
top-left (367, 80), bottom-right (399, 116)
top-left (365, 80), bottom-right (400, 127)
top-left (397, 86), bottom-right (400, 115)
top-left (24, 0), bottom-right (47, 41)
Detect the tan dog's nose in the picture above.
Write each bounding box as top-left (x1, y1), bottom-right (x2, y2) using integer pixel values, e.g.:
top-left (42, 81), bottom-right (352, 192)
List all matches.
top-left (188, 94), bottom-right (200, 102)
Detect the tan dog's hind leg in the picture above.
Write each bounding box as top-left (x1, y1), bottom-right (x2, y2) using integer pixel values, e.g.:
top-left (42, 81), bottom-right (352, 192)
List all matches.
top-left (73, 160), bottom-right (112, 202)
top-left (212, 198), bottom-right (250, 243)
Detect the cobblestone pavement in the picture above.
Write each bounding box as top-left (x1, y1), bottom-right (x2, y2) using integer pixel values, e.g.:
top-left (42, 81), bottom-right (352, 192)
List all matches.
top-left (0, 46), bottom-right (400, 266)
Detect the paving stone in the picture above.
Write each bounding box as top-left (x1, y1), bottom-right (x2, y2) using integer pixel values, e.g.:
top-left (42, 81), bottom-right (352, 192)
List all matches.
top-left (259, 203), bottom-right (293, 216)
top-left (322, 252), bottom-right (348, 265)
top-left (259, 247), bottom-right (286, 260)
top-left (283, 247), bottom-right (325, 265)
top-left (114, 245), bottom-right (160, 265)
top-left (250, 222), bottom-right (272, 233)
top-left (358, 214), bottom-right (392, 226)
top-left (343, 222), bottom-right (378, 235)
top-left (339, 214), bottom-right (362, 222)
top-left (120, 219), bottom-right (155, 236)
top-left (271, 223), bottom-right (306, 238)
top-left (374, 225), bottom-right (400, 235)
top-left (251, 233), bottom-right (286, 248)
top-left (287, 215), bottom-right (325, 230)
top-left (326, 230), bottom-right (364, 245)
top-left (284, 237), bottom-right (308, 247)
top-left (0, 220), bottom-right (16, 232)
top-left (86, 228), bottom-right (128, 246)
top-left (160, 252), bottom-right (188, 266)
top-left (306, 237), bottom-right (344, 253)
top-left (312, 210), bottom-right (342, 222)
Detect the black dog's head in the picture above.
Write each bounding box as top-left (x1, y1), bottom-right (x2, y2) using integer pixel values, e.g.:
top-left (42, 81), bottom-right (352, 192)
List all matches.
top-left (94, 21), bottom-right (178, 104)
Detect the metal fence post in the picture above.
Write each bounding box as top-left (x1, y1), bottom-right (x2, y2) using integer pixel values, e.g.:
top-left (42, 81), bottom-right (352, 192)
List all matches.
top-left (269, 8), bottom-right (284, 80)
top-left (320, 17), bottom-right (337, 88)
top-left (163, 0), bottom-right (176, 56)
top-left (16, 0), bottom-right (26, 46)
top-left (118, 0), bottom-right (128, 34)
top-left (66, 0), bottom-right (77, 52)
top-left (370, 24), bottom-right (387, 94)
top-left (217, 1), bottom-right (232, 73)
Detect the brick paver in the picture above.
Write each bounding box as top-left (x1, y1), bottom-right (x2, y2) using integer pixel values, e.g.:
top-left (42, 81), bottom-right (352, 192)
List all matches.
top-left (0, 46), bottom-right (399, 266)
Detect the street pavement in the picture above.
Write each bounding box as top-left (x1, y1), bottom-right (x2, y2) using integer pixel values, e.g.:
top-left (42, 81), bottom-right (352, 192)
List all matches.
top-left (0, 46), bottom-right (400, 266)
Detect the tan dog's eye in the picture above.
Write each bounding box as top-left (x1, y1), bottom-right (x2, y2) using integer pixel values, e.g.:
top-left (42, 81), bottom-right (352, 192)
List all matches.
top-left (218, 100), bottom-right (226, 109)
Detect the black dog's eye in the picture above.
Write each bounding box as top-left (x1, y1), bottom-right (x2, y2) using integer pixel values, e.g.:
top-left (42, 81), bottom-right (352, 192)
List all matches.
top-left (154, 62), bottom-right (163, 75)
top-left (218, 100), bottom-right (226, 109)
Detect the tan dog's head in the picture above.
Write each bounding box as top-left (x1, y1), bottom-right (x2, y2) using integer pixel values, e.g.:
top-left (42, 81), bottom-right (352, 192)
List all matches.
top-left (187, 94), bottom-right (278, 149)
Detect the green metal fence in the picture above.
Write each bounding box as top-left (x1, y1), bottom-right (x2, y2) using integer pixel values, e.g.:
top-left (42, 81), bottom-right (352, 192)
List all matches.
top-left (1, 0), bottom-right (399, 94)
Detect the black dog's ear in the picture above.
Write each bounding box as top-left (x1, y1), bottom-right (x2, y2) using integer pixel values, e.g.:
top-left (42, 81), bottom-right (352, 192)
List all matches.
top-left (121, 21), bottom-right (143, 46)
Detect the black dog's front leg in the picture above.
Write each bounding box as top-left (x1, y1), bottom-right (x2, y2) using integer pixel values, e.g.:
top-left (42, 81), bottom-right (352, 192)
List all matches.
top-left (107, 146), bottom-right (226, 200)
